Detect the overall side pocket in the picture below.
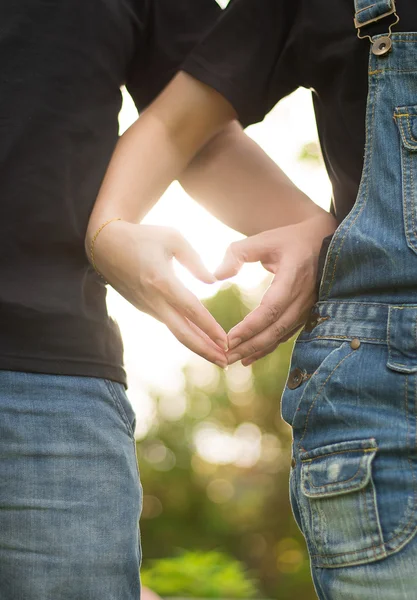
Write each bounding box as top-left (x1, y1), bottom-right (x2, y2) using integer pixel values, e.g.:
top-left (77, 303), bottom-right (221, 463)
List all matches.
top-left (298, 438), bottom-right (385, 568)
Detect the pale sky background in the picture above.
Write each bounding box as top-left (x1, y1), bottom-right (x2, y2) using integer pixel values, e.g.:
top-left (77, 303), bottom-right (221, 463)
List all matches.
top-left (110, 86), bottom-right (332, 442)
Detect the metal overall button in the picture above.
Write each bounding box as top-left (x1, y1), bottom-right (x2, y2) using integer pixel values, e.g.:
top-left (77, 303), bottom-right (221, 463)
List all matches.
top-left (372, 36), bottom-right (392, 56)
top-left (287, 368), bottom-right (305, 390)
top-left (350, 338), bottom-right (361, 350)
top-left (304, 311), bottom-right (320, 333)
top-left (291, 457), bottom-right (296, 469)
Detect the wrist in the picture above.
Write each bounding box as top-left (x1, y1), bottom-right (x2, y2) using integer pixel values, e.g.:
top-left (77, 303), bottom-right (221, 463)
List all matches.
top-left (85, 217), bottom-right (123, 272)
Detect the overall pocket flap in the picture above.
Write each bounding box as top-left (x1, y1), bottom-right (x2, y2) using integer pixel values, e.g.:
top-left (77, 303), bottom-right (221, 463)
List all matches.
top-left (395, 105), bottom-right (417, 151)
top-left (300, 438), bottom-right (378, 498)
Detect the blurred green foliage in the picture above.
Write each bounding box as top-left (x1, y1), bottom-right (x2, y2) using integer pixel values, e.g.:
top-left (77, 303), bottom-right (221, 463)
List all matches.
top-left (136, 284), bottom-right (317, 599)
top-left (141, 550), bottom-right (258, 598)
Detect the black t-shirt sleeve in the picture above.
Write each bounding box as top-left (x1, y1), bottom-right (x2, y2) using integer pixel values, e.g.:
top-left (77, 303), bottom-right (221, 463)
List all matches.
top-left (182, 0), bottom-right (301, 128)
top-left (126, 0), bottom-right (221, 112)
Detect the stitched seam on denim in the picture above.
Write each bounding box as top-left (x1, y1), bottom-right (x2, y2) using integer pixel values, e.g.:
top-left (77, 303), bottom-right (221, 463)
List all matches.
top-left (318, 225), bottom-right (343, 300)
top-left (406, 374), bottom-right (415, 510)
top-left (301, 447), bottom-right (377, 462)
top-left (363, 484), bottom-right (378, 560)
top-left (408, 125), bottom-right (417, 245)
top-left (388, 307), bottom-right (393, 365)
top-left (401, 123), bottom-right (417, 248)
top-left (414, 316), bottom-right (417, 350)
top-left (297, 351), bottom-right (356, 450)
top-left (310, 544), bottom-right (380, 559)
top-left (291, 452), bottom-right (316, 561)
top-left (404, 116), bottom-right (417, 144)
top-left (322, 70), bottom-right (380, 299)
top-left (104, 378), bottom-right (134, 440)
top-left (312, 569), bottom-right (329, 600)
top-left (133, 438), bottom-right (141, 481)
top-left (317, 299), bottom-right (417, 307)
top-left (370, 472), bottom-right (386, 555)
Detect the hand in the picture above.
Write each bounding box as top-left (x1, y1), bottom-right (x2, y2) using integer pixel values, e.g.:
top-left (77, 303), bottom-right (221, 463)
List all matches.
top-left (215, 212), bottom-right (338, 366)
top-left (88, 220), bottom-right (228, 367)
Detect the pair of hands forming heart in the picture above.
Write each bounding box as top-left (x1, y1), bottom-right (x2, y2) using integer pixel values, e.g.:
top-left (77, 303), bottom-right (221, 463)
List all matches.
top-left (90, 214), bottom-right (337, 368)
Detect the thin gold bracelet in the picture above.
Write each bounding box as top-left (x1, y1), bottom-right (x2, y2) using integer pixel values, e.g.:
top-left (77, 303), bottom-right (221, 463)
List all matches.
top-left (90, 217), bottom-right (122, 279)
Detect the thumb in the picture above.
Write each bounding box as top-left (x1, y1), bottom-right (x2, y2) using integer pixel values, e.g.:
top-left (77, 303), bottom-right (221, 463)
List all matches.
top-left (214, 234), bottom-right (269, 280)
top-left (173, 236), bottom-right (216, 284)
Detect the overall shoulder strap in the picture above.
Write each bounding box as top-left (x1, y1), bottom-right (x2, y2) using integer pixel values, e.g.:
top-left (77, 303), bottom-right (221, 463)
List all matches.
top-left (354, 0), bottom-right (396, 28)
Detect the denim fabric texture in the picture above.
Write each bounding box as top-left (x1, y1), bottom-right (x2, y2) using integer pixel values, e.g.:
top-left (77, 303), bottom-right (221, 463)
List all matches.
top-left (354, 0), bottom-right (394, 27)
top-left (0, 370), bottom-right (142, 599)
top-left (281, 3), bottom-right (417, 598)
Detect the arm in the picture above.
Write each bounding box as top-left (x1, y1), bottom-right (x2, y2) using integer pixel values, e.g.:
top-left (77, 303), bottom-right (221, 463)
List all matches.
top-left (179, 120), bottom-right (325, 236)
top-left (86, 72), bottom-right (236, 239)
top-left (85, 72), bottom-right (336, 367)
top-left (85, 72), bottom-right (236, 368)
top-left (186, 122), bottom-right (337, 365)
top-left (86, 72), bottom-right (327, 242)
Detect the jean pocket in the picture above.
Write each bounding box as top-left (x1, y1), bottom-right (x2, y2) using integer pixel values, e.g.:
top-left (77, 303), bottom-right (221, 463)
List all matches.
top-left (104, 379), bottom-right (137, 441)
top-left (298, 438), bottom-right (385, 568)
top-left (394, 105), bottom-right (417, 255)
top-left (387, 305), bottom-right (417, 373)
top-left (281, 339), bottom-right (353, 429)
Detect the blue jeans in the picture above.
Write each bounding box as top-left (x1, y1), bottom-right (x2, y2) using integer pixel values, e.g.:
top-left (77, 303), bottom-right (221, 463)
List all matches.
top-left (281, 4), bottom-right (417, 597)
top-left (0, 370), bottom-right (142, 599)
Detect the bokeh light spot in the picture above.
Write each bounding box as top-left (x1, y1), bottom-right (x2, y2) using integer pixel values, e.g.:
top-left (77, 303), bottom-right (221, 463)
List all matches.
top-left (206, 479), bottom-right (235, 504)
top-left (142, 495), bottom-right (163, 519)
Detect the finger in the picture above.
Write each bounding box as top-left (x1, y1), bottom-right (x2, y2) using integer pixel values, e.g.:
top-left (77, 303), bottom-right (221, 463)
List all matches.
top-left (214, 233), bottom-right (274, 280)
top-left (241, 341), bottom-right (279, 366)
top-left (227, 305), bottom-right (308, 365)
top-left (156, 301), bottom-right (228, 367)
top-left (186, 319), bottom-right (229, 349)
top-left (117, 274), bottom-right (227, 358)
top-left (172, 233), bottom-right (217, 284)
top-left (123, 286), bottom-right (228, 362)
top-left (150, 273), bottom-right (228, 351)
top-left (241, 325), bottom-right (303, 366)
top-left (227, 273), bottom-right (298, 350)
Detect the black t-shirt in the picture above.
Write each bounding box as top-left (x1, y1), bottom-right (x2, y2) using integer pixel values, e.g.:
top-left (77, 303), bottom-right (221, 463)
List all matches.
top-left (183, 0), bottom-right (417, 223)
top-left (0, 0), bottom-right (220, 387)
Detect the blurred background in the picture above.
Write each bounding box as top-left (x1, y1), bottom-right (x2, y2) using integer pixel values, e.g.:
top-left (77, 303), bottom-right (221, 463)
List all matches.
top-left (111, 56), bottom-right (332, 599)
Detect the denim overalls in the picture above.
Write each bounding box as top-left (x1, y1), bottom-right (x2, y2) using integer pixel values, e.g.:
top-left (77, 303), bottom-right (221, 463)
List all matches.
top-left (282, 2), bottom-right (417, 597)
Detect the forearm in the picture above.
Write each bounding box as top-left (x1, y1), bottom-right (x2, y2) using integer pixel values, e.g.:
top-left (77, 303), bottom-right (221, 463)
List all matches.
top-left (179, 121), bottom-right (328, 236)
top-left (85, 72), bottom-right (236, 249)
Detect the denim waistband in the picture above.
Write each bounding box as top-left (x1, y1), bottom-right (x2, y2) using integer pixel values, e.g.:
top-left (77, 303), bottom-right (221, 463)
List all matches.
top-left (301, 301), bottom-right (417, 345)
